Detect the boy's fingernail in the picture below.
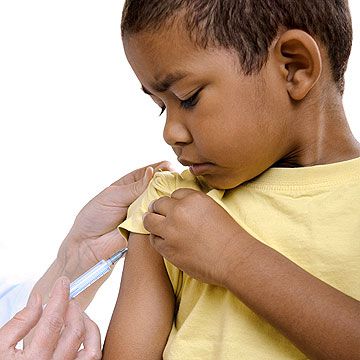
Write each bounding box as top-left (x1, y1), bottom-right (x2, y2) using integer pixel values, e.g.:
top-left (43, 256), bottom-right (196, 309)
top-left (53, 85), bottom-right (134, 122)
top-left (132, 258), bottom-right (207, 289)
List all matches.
top-left (142, 212), bottom-right (148, 222)
top-left (148, 200), bottom-right (155, 212)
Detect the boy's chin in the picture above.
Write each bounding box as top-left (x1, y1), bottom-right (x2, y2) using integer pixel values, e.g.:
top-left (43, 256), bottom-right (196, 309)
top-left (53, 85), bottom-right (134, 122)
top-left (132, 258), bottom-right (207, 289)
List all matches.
top-left (196, 174), bottom-right (245, 191)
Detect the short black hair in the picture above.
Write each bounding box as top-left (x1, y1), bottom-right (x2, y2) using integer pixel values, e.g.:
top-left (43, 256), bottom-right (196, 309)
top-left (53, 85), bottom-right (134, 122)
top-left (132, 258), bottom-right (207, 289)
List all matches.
top-left (121, 0), bottom-right (352, 94)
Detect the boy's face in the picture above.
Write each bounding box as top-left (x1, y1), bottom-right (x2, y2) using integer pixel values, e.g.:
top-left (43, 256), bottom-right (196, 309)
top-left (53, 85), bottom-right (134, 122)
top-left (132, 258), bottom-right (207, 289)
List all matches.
top-left (123, 24), bottom-right (293, 189)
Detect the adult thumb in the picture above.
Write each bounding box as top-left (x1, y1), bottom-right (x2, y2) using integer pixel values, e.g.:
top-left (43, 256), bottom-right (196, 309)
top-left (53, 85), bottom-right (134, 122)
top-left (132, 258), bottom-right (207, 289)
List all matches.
top-left (132, 166), bottom-right (154, 198)
top-left (0, 292), bottom-right (42, 350)
top-left (106, 166), bottom-right (155, 208)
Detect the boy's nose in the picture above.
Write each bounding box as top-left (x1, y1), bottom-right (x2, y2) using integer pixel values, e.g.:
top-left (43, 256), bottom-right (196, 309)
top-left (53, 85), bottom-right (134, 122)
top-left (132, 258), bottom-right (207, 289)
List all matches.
top-left (163, 117), bottom-right (192, 147)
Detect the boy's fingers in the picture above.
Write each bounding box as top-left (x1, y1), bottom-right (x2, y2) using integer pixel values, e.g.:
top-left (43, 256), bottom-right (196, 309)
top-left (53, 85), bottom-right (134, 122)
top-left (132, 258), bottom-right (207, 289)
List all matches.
top-left (148, 196), bottom-right (174, 216)
top-left (142, 212), bottom-right (164, 236)
top-left (149, 234), bottom-right (165, 254)
top-left (29, 277), bottom-right (70, 358)
top-left (53, 301), bottom-right (85, 360)
top-left (75, 313), bottom-right (102, 360)
top-left (0, 292), bottom-right (42, 350)
top-left (171, 188), bottom-right (197, 200)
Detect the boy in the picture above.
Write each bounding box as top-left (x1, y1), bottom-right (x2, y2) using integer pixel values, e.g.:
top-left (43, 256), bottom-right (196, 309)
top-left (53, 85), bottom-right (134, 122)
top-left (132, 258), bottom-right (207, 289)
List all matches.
top-left (104, 1), bottom-right (360, 359)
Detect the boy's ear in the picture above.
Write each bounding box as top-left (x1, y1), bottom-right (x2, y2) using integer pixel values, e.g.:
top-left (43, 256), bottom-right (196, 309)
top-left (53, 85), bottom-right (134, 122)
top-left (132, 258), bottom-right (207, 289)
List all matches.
top-left (274, 29), bottom-right (322, 101)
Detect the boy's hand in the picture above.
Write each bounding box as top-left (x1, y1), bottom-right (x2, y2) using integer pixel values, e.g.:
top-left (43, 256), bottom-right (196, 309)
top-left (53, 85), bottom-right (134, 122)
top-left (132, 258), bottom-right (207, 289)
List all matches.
top-left (143, 188), bottom-right (248, 287)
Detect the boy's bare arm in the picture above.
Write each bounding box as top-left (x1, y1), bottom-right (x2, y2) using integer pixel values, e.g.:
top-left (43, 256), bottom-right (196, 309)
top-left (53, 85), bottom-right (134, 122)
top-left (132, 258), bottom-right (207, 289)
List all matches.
top-left (102, 233), bottom-right (175, 360)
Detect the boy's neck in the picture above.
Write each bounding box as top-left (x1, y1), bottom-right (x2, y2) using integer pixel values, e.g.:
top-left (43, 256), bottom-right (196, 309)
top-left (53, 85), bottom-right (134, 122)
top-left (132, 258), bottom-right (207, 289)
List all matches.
top-left (275, 96), bottom-right (360, 168)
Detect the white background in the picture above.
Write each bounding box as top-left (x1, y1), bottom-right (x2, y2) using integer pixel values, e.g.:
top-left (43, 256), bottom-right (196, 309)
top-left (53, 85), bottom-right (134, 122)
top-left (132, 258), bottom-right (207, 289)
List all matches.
top-left (0, 0), bottom-right (359, 344)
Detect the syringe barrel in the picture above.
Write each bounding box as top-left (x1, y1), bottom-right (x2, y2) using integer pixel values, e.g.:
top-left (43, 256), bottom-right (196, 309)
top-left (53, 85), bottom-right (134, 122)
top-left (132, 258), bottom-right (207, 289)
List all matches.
top-left (69, 259), bottom-right (111, 299)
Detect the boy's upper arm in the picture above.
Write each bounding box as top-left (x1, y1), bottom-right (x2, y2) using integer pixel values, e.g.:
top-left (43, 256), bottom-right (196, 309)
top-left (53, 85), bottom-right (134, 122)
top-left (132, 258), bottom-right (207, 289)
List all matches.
top-left (103, 232), bottom-right (175, 360)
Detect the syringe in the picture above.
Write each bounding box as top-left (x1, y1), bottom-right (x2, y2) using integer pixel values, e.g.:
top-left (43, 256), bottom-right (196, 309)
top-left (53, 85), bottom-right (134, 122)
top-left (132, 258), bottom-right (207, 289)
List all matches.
top-left (69, 247), bottom-right (128, 299)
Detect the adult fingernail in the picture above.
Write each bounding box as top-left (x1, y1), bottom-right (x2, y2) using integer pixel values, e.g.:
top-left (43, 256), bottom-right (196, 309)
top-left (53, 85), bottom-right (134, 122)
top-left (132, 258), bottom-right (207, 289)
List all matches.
top-left (70, 299), bottom-right (81, 311)
top-left (62, 277), bottom-right (70, 288)
top-left (27, 292), bottom-right (40, 308)
top-left (144, 166), bottom-right (153, 177)
top-left (49, 276), bottom-right (69, 298)
top-left (159, 161), bottom-right (176, 172)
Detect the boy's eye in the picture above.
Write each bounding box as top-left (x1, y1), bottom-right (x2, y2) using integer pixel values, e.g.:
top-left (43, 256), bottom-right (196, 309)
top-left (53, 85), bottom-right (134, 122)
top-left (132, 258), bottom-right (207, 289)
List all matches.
top-left (180, 89), bottom-right (201, 109)
top-left (158, 88), bottom-right (202, 116)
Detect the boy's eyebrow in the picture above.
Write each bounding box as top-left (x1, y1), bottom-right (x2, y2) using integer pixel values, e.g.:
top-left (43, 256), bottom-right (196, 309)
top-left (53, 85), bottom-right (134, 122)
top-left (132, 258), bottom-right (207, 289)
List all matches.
top-left (141, 71), bottom-right (189, 95)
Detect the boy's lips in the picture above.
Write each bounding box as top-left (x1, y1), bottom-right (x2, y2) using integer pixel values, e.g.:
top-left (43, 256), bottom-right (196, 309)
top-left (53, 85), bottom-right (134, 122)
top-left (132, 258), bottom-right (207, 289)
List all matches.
top-left (178, 158), bottom-right (215, 176)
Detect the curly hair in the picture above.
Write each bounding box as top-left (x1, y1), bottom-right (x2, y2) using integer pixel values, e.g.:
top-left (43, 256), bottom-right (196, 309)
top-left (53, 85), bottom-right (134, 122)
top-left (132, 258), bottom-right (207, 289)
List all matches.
top-left (121, 0), bottom-right (352, 94)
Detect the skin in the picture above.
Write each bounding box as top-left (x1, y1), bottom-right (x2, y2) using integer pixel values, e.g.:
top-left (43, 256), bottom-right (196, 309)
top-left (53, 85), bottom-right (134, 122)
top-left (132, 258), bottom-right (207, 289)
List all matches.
top-left (8, 160), bottom-right (172, 357)
top-left (103, 20), bottom-right (360, 360)
top-left (122, 24), bottom-right (360, 189)
top-left (28, 161), bottom-right (172, 311)
top-left (0, 277), bottom-right (101, 360)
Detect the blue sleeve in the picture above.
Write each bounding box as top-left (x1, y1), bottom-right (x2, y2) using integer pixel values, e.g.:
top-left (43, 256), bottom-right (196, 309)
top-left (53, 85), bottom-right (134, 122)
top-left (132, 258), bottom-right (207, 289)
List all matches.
top-left (0, 279), bottom-right (35, 327)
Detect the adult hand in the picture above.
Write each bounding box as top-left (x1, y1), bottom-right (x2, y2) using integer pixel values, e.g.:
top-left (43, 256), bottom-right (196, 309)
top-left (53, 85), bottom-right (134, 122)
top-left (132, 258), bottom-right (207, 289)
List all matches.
top-left (58, 161), bottom-right (173, 278)
top-left (143, 189), bottom-right (249, 287)
top-left (30, 161), bottom-right (174, 310)
top-left (0, 277), bottom-right (101, 360)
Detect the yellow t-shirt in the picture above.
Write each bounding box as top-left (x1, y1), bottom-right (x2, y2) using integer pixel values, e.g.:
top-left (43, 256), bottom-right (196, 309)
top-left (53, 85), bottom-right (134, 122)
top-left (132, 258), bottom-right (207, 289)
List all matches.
top-left (119, 157), bottom-right (360, 360)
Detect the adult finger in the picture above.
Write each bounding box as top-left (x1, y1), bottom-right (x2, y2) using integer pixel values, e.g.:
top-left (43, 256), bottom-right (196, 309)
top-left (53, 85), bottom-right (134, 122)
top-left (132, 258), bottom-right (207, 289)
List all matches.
top-left (111, 160), bottom-right (175, 186)
top-left (148, 196), bottom-right (175, 216)
top-left (142, 212), bottom-right (165, 236)
top-left (0, 292), bottom-right (42, 351)
top-left (170, 188), bottom-right (199, 200)
top-left (105, 162), bottom-right (176, 207)
top-left (136, 163), bottom-right (175, 193)
top-left (75, 313), bottom-right (101, 360)
top-left (28, 277), bottom-right (70, 358)
top-left (93, 228), bottom-right (128, 260)
top-left (101, 169), bottom-right (152, 208)
top-left (53, 301), bottom-right (85, 360)
top-left (153, 160), bottom-right (175, 172)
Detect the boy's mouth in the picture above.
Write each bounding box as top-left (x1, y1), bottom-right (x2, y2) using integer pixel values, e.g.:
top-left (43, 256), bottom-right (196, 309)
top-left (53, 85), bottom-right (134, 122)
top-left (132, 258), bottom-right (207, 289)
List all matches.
top-left (189, 163), bottom-right (215, 176)
top-left (178, 158), bottom-right (215, 176)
